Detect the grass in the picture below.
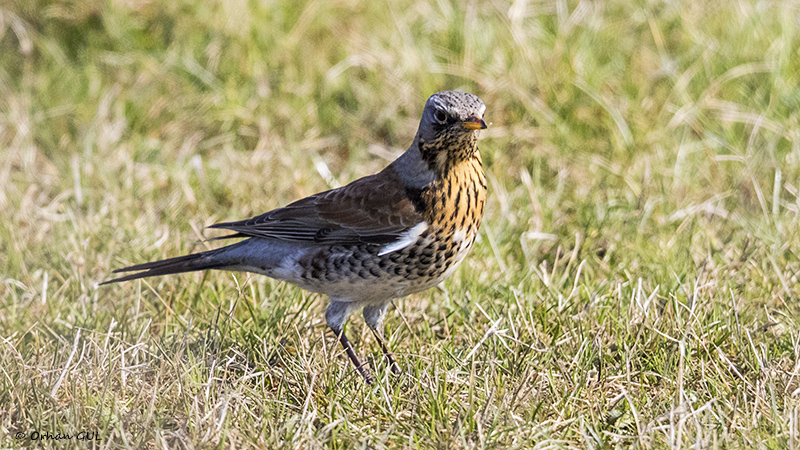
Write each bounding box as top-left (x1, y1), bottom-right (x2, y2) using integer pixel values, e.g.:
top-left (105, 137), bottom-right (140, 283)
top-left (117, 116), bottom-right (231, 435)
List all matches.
top-left (2, 0), bottom-right (800, 447)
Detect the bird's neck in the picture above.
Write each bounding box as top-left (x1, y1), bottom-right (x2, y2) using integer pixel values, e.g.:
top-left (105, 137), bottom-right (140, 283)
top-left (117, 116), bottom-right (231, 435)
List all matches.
top-left (393, 137), bottom-right (481, 181)
top-left (390, 140), bottom-right (486, 223)
top-left (390, 141), bottom-right (437, 188)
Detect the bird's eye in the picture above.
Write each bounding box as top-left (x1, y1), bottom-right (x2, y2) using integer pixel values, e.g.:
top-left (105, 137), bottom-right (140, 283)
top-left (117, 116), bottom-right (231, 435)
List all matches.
top-left (434, 110), bottom-right (447, 123)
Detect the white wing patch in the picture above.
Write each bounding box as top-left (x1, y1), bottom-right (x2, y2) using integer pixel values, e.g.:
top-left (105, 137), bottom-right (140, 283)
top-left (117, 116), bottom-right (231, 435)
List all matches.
top-left (379, 222), bottom-right (428, 256)
top-left (452, 228), bottom-right (467, 243)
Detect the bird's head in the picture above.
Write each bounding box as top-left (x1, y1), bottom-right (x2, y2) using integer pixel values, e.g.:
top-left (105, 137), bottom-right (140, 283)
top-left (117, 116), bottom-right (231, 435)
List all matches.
top-left (415, 91), bottom-right (487, 171)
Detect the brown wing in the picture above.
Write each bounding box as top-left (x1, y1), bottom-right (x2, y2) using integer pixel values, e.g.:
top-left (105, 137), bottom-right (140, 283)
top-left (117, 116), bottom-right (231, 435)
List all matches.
top-left (209, 167), bottom-right (424, 246)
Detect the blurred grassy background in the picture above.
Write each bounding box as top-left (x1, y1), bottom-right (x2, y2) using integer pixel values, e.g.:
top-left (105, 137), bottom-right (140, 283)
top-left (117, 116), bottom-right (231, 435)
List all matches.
top-left (2, 0), bottom-right (800, 448)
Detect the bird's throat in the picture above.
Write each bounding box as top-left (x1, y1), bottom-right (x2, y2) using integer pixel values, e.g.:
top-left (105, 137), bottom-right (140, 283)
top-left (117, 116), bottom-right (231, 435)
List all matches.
top-left (414, 156), bottom-right (486, 230)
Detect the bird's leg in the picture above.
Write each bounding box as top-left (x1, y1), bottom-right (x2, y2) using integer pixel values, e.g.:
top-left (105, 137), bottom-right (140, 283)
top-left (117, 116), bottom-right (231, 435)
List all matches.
top-left (369, 327), bottom-right (402, 375)
top-left (331, 326), bottom-right (374, 384)
top-left (327, 301), bottom-right (373, 383)
top-left (363, 303), bottom-right (402, 376)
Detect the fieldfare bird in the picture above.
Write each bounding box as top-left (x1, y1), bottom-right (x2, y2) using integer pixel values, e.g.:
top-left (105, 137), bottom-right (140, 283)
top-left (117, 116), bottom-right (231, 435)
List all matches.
top-left (104, 91), bottom-right (488, 383)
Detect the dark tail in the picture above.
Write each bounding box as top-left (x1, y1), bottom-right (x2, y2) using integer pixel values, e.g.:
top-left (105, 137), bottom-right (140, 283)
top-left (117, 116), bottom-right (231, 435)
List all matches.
top-left (101, 248), bottom-right (229, 285)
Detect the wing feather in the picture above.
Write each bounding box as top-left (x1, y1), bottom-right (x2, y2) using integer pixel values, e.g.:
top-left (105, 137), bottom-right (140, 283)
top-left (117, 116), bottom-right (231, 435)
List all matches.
top-left (209, 167), bottom-right (425, 247)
